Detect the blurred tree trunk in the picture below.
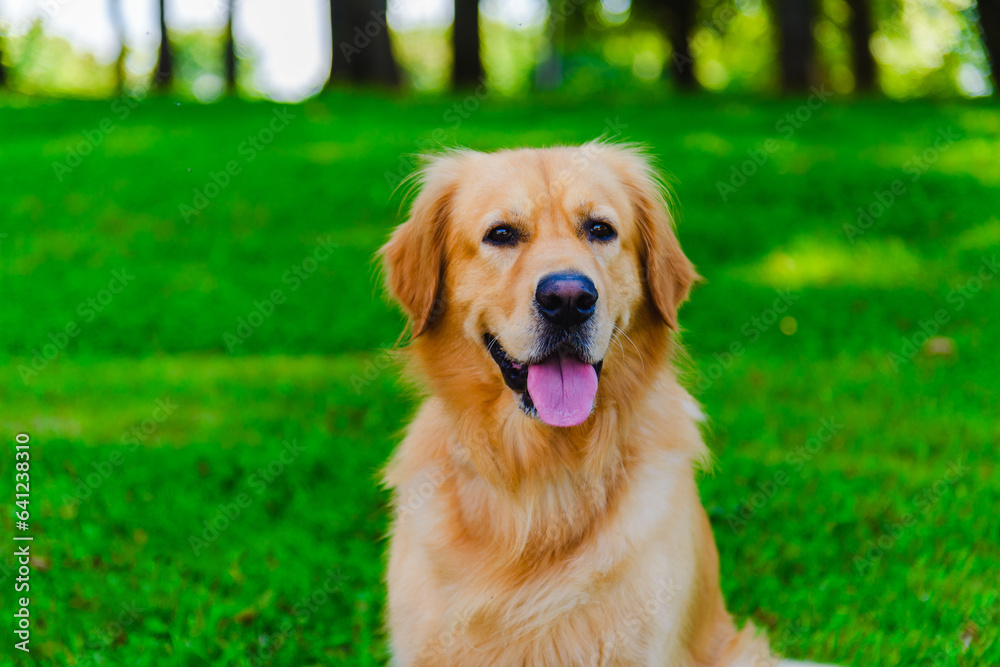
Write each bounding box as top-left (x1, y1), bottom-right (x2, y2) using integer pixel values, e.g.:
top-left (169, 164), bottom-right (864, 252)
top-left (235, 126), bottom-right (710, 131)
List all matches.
top-left (323, 0), bottom-right (347, 90)
top-left (844, 0), bottom-right (875, 91)
top-left (452, 0), bottom-right (482, 88)
top-left (109, 0), bottom-right (127, 94)
top-left (326, 0), bottom-right (400, 89)
top-left (977, 0), bottom-right (1000, 92)
top-left (536, 1), bottom-right (567, 89)
top-left (776, 0), bottom-right (817, 91)
top-left (154, 0), bottom-right (173, 90)
top-left (649, 0), bottom-right (698, 90)
top-left (536, 0), bottom-right (593, 89)
top-left (0, 27), bottom-right (7, 89)
top-left (224, 0), bottom-right (237, 94)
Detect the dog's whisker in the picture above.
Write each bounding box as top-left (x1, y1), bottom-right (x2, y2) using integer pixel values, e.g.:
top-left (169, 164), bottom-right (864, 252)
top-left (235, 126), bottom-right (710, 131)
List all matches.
top-left (611, 333), bottom-right (626, 366)
top-left (483, 337), bottom-right (498, 373)
top-left (482, 327), bottom-right (507, 375)
top-left (482, 322), bottom-right (522, 376)
top-left (613, 325), bottom-right (644, 376)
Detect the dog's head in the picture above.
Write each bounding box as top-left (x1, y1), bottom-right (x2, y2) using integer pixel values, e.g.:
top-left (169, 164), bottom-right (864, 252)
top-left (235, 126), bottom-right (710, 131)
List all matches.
top-left (382, 143), bottom-right (697, 428)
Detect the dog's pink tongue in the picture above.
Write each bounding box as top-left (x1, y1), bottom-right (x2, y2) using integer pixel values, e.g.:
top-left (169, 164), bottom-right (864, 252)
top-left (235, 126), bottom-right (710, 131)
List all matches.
top-left (526, 355), bottom-right (598, 427)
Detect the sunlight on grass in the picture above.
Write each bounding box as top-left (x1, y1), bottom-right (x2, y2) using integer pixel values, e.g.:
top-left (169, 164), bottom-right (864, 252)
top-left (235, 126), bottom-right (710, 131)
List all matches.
top-left (736, 236), bottom-right (924, 288)
top-left (953, 218), bottom-right (1000, 252)
top-left (939, 137), bottom-right (1000, 185)
top-left (8, 230), bottom-right (81, 272)
top-left (956, 108), bottom-right (1000, 134)
top-left (104, 126), bottom-right (164, 157)
top-left (1, 353), bottom-right (403, 447)
top-left (682, 132), bottom-right (734, 157)
top-left (303, 141), bottom-right (348, 164)
top-left (855, 128), bottom-right (1000, 185)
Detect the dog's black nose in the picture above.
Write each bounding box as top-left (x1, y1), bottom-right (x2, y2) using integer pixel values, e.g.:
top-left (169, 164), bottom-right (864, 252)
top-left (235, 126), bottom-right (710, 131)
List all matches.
top-left (535, 272), bottom-right (598, 326)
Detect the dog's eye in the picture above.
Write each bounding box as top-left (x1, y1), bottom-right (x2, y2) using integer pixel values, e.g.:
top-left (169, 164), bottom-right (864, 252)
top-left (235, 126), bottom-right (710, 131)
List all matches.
top-left (587, 220), bottom-right (617, 242)
top-left (484, 226), bottom-right (517, 246)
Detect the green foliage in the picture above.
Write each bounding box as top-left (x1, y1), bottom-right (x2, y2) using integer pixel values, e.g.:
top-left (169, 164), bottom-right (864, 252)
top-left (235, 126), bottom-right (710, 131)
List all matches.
top-left (692, 0), bottom-right (778, 91)
top-left (170, 30), bottom-right (231, 102)
top-left (5, 22), bottom-right (116, 98)
top-left (1, 91), bottom-right (998, 665)
top-left (480, 18), bottom-right (548, 94)
top-left (869, 0), bottom-right (993, 97)
top-left (391, 27), bottom-right (452, 92)
top-left (0, 1), bottom-right (993, 100)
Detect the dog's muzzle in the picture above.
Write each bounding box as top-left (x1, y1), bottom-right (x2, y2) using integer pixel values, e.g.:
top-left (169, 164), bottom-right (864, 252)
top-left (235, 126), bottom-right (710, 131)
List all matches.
top-left (484, 333), bottom-right (603, 427)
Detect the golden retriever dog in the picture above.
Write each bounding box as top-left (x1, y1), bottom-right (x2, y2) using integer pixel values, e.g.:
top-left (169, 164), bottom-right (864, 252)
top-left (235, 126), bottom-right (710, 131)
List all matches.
top-left (379, 143), bottom-right (834, 667)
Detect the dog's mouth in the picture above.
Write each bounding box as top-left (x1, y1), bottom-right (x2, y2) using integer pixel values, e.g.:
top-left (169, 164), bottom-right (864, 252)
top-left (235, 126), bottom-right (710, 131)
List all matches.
top-left (484, 333), bottom-right (603, 428)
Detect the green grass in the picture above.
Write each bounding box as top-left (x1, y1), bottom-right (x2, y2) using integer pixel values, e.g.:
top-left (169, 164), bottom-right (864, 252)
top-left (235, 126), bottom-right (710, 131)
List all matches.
top-left (1, 90), bottom-right (998, 666)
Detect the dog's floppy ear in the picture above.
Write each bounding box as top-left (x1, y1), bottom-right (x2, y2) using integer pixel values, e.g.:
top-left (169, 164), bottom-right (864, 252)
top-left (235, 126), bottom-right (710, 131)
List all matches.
top-left (380, 158), bottom-right (457, 337)
top-left (615, 146), bottom-right (699, 330)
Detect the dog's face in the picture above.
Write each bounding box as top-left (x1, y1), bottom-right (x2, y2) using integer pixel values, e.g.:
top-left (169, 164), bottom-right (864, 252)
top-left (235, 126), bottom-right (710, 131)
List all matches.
top-left (383, 144), bottom-right (697, 428)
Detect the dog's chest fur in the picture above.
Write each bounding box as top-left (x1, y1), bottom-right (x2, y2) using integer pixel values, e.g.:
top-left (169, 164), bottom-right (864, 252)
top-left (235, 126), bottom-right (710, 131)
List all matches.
top-left (385, 387), bottom-right (718, 667)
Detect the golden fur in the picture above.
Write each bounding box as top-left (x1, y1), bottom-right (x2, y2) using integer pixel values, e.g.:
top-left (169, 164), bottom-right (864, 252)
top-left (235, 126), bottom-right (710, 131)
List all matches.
top-left (379, 143), bottom-right (832, 667)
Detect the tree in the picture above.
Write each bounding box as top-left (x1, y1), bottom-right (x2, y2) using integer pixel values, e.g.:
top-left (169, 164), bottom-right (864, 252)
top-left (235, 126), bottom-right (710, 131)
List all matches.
top-left (224, 0), bottom-right (237, 94)
top-left (154, 0), bottom-right (173, 90)
top-left (535, 0), bottom-right (594, 89)
top-left (0, 26), bottom-right (7, 89)
top-left (775, 0), bottom-right (817, 91)
top-left (109, 0), bottom-right (127, 93)
top-left (976, 0), bottom-right (1000, 93)
top-left (452, 0), bottom-right (483, 87)
top-left (326, 0), bottom-right (400, 89)
top-left (650, 0), bottom-right (698, 90)
top-left (844, 0), bottom-right (875, 91)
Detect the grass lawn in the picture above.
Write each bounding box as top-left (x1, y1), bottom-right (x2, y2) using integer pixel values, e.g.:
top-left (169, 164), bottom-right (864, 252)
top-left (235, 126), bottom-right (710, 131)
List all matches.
top-left (1, 90), bottom-right (998, 666)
